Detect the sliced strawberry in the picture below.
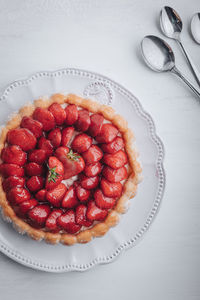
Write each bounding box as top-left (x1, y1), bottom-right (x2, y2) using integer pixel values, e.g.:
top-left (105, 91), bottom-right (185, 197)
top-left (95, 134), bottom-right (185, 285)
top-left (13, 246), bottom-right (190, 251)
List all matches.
top-left (38, 137), bottom-right (54, 158)
top-left (0, 163), bottom-right (24, 178)
top-left (8, 187), bottom-right (31, 205)
top-left (48, 128), bottom-right (61, 148)
top-left (28, 204), bottom-right (50, 227)
top-left (103, 150), bottom-right (128, 169)
top-left (1, 145), bottom-right (27, 166)
top-left (33, 107), bottom-right (55, 131)
top-left (84, 161), bottom-right (102, 177)
top-left (46, 183), bottom-right (67, 207)
top-left (71, 133), bottom-right (92, 153)
top-left (86, 200), bottom-right (108, 221)
top-left (57, 209), bottom-right (81, 234)
top-left (35, 189), bottom-right (46, 202)
top-left (18, 199), bottom-right (38, 217)
top-left (101, 136), bottom-right (124, 154)
top-left (48, 103), bottom-right (66, 125)
top-left (75, 109), bottom-right (91, 132)
top-left (61, 127), bottom-right (74, 147)
top-left (21, 116), bottom-right (43, 138)
top-left (26, 176), bottom-right (44, 193)
top-left (55, 148), bottom-right (85, 179)
top-left (45, 156), bottom-right (64, 190)
top-left (62, 186), bottom-right (79, 208)
top-left (65, 104), bottom-right (78, 125)
top-left (75, 204), bottom-right (93, 227)
top-left (94, 189), bottom-right (116, 209)
top-left (101, 178), bottom-right (122, 198)
top-left (88, 113), bottom-right (104, 137)
top-left (96, 124), bottom-right (118, 143)
top-left (76, 185), bottom-right (91, 203)
top-left (7, 128), bottom-right (37, 151)
top-left (79, 174), bottom-right (99, 190)
top-left (28, 149), bottom-right (46, 165)
top-left (82, 145), bottom-right (103, 165)
top-left (25, 162), bottom-right (44, 177)
top-left (102, 166), bottom-right (128, 182)
top-left (45, 209), bottom-right (62, 232)
top-left (2, 176), bottom-right (25, 192)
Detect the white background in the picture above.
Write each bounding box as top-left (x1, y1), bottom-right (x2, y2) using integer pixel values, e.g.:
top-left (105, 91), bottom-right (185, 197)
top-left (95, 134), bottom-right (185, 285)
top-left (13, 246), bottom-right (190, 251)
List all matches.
top-left (0, 0), bottom-right (199, 299)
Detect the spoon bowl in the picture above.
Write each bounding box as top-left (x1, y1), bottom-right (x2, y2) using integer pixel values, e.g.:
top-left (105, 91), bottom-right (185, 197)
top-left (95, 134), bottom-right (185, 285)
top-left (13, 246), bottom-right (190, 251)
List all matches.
top-left (160, 6), bottom-right (182, 40)
top-left (191, 13), bottom-right (200, 44)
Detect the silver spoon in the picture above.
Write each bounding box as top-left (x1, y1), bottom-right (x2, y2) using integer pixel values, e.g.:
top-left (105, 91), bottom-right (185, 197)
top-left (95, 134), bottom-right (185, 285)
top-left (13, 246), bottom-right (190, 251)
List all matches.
top-left (141, 35), bottom-right (200, 98)
top-left (160, 6), bottom-right (200, 87)
top-left (191, 13), bottom-right (200, 44)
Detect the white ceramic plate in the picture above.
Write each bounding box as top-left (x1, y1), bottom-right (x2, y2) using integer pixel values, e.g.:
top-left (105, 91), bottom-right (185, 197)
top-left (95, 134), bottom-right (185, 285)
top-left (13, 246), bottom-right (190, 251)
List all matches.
top-left (0, 68), bottom-right (165, 272)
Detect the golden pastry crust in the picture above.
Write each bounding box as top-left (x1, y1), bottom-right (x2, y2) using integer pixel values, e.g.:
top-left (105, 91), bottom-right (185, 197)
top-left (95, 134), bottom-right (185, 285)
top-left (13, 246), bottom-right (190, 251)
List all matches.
top-left (0, 93), bottom-right (142, 245)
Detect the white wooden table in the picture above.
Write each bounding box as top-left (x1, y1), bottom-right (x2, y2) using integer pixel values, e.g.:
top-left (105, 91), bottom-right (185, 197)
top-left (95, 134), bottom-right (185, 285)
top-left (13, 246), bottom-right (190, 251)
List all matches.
top-left (0, 0), bottom-right (199, 299)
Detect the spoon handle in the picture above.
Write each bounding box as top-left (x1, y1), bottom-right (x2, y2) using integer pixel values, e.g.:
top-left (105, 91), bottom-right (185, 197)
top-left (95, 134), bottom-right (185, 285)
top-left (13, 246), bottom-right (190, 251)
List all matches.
top-left (171, 66), bottom-right (200, 98)
top-left (177, 39), bottom-right (200, 87)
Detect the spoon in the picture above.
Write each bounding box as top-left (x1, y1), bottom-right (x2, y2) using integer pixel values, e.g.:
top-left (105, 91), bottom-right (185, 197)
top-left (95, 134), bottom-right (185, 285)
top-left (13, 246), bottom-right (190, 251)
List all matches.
top-left (160, 6), bottom-right (200, 87)
top-left (191, 13), bottom-right (200, 44)
top-left (141, 35), bottom-right (200, 98)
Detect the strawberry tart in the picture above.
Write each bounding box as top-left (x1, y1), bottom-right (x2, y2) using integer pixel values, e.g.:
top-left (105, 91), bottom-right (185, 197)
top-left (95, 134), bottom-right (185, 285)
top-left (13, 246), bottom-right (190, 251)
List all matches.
top-left (0, 93), bottom-right (141, 245)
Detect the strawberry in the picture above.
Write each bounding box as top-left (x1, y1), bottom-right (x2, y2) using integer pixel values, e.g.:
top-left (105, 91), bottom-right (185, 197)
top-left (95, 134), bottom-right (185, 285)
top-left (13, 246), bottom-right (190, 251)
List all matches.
top-left (48, 103), bottom-right (66, 125)
top-left (38, 137), bottom-right (54, 158)
top-left (25, 162), bottom-right (44, 177)
top-left (71, 133), bottom-right (92, 153)
top-left (57, 209), bottom-right (81, 234)
top-left (28, 204), bottom-right (51, 227)
top-left (2, 176), bottom-right (25, 192)
top-left (86, 200), bottom-right (108, 221)
top-left (28, 149), bottom-right (46, 165)
top-left (101, 178), bottom-right (122, 198)
top-left (35, 189), bottom-right (46, 202)
top-left (45, 209), bottom-right (62, 232)
top-left (101, 136), bottom-right (124, 154)
top-left (33, 107), bottom-right (55, 131)
top-left (65, 104), bottom-right (78, 125)
top-left (75, 185), bottom-right (91, 203)
top-left (48, 128), bottom-right (61, 148)
top-left (0, 163), bottom-right (24, 177)
top-left (96, 124), bottom-right (118, 143)
top-left (84, 161), bottom-right (102, 177)
top-left (102, 166), bottom-right (128, 183)
top-left (7, 128), bottom-right (37, 151)
top-left (18, 199), bottom-right (38, 217)
top-left (61, 127), bottom-right (74, 147)
top-left (79, 174), bottom-right (99, 190)
top-left (88, 113), bottom-right (104, 137)
top-left (75, 109), bottom-right (91, 132)
top-left (82, 145), bottom-right (103, 165)
top-left (103, 150), bottom-right (128, 169)
top-left (62, 186), bottom-right (79, 208)
top-left (1, 145), bottom-right (27, 166)
top-left (75, 204), bottom-right (93, 227)
top-left (8, 187), bottom-right (31, 205)
top-left (26, 176), bottom-right (44, 193)
top-left (94, 189), bottom-right (116, 209)
top-left (46, 183), bottom-right (67, 207)
top-left (45, 156), bottom-right (64, 190)
top-left (20, 116), bottom-right (43, 138)
top-left (55, 148), bottom-right (85, 179)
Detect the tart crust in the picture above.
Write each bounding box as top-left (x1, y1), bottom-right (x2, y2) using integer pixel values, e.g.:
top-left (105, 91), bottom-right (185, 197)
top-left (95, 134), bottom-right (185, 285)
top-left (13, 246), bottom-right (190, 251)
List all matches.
top-left (0, 93), bottom-right (142, 245)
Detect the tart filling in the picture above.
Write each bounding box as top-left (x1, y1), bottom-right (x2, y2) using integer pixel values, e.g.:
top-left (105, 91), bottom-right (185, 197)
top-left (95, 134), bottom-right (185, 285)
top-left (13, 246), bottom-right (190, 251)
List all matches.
top-left (0, 94), bottom-right (142, 245)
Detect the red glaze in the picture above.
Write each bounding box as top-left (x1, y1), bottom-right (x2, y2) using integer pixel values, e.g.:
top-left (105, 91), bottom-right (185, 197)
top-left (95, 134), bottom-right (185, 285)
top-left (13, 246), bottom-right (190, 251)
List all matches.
top-left (86, 200), bottom-right (108, 221)
top-left (71, 133), bottom-right (92, 153)
top-left (48, 103), bottom-right (66, 125)
top-left (61, 127), bottom-right (74, 147)
top-left (46, 183), bottom-right (67, 207)
top-left (75, 109), bottom-right (91, 132)
top-left (28, 149), bottom-right (46, 165)
top-left (20, 116), bottom-right (43, 138)
top-left (28, 204), bottom-right (51, 227)
top-left (0, 164), bottom-right (24, 177)
top-left (1, 145), bottom-right (26, 166)
top-left (8, 187), bottom-right (31, 205)
top-left (84, 161), bottom-right (102, 177)
top-left (96, 124), bottom-right (118, 143)
top-left (38, 137), bottom-right (54, 158)
top-left (57, 210), bottom-right (81, 234)
top-left (75, 204), bottom-right (93, 227)
top-left (45, 209), bottom-right (62, 232)
top-left (45, 156), bottom-right (64, 190)
top-left (18, 199), bottom-right (38, 217)
top-left (82, 145), bottom-right (103, 165)
top-left (25, 162), bottom-right (44, 177)
top-left (103, 150), bottom-right (128, 169)
top-left (48, 128), bottom-right (62, 148)
top-left (26, 176), bottom-right (44, 193)
top-left (79, 174), bottom-right (99, 190)
top-left (65, 104), bottom-right (78, 125)
top-left (35, 189), bottom-right (46, 202)
top-left (101, 137), bottom-right (124, 154)
top-left (101, 178), bottom-right (122, 198)
top-left (7, 128), bottom-right (37, 151)
top-left (88, 113), bottom-right (104, 137)
top-left (94, 189), bottom-right (116, 209)
top-left (102, 166), bottom-right (128, 182)
top-left (2, 176), bottom-right (25, 192)
top-left (75, 185), bottom-right (91, 203)
top-left (62, 186), bottom-right (79, 208)
top-left (33, 107), bottom-right (55, 131)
